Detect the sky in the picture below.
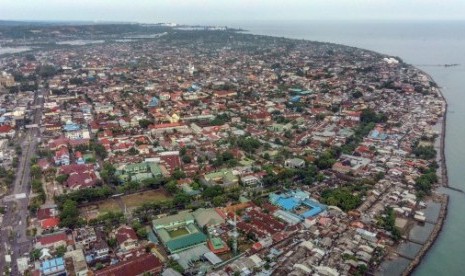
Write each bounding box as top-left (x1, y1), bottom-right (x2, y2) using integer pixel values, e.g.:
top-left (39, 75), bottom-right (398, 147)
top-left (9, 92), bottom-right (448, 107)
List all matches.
top-left (1, 0), bottom-right (464, 24)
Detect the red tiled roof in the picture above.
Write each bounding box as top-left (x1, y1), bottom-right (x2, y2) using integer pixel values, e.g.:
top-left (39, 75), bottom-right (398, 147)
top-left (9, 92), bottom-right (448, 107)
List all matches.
top-left (94, 253), bottom-right (162, 276)
top-left (41, 218), bottom-right (60, 229)
top-left (159, 154), bottom-right (181, 173)
top-left (115, 226), bottom-right (138, 244)
top-left (0, 125), bottom-right (13, 133)
top-left (37, 233), bottom-right (67, 246)
top-left (37, 208), bottom-right (55, 220)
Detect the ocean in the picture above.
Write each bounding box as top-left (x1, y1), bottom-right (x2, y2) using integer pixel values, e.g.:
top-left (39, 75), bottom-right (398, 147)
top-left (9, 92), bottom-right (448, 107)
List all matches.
top-left (220, 20), bottom-right (465, 276)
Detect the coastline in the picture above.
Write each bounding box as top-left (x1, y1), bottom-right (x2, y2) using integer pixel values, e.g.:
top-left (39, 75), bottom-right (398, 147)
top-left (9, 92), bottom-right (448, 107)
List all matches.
top-left (401, 69), bottom-right (449, 275)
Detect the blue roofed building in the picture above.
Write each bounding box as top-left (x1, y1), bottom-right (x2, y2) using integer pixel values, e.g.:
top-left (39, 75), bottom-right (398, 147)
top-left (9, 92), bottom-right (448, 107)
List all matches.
top-left (148, 97), bottom-right (159, 108)
top-left (290, 96), bottom-right (301, 102)
top-left (369, 129), bottom-right (388, 140)
top-left (40, 257), bottom-right (66, 276)
top-left (269, 190), bottom-right (327, 220)
top-left (63, 120), bottom-right (81, 132)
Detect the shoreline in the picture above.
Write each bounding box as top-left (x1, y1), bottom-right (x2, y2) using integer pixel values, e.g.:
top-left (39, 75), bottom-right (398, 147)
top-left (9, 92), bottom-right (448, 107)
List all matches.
top-left (401, 69), bottom-right (449, 275)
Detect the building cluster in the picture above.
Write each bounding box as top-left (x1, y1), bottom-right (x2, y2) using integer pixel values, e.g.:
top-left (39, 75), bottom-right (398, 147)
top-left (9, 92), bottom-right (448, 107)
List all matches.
top-left (0, 30), bottom-right (445, 275)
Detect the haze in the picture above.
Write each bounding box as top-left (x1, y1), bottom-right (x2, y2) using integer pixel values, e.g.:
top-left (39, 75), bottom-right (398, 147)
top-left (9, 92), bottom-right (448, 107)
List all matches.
top-left (1, 0), bottom-right (465, 24)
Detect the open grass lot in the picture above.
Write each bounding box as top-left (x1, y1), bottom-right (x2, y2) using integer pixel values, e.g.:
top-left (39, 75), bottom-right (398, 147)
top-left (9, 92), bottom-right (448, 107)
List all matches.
top-left (168, 227), bottom-right (190, 238)
top-left (80, 199), bottom-right (121, 220)
top-left (79, 188), bottom-right (172, 219)
top-left (98, 199), bottom-right (121, 214)
top-left (122, 188), bottom-right (172, 210)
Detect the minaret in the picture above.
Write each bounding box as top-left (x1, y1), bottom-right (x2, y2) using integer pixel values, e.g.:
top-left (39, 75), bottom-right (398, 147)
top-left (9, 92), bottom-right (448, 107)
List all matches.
top-left (232, 214), bottom-right (239, 255)
top-left (188, 63), bottom-right (195, 76)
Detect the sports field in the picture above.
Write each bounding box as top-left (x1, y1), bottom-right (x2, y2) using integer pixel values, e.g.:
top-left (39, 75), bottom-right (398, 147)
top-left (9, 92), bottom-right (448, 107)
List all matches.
top-left (168, 227), bottom-right (190, 238)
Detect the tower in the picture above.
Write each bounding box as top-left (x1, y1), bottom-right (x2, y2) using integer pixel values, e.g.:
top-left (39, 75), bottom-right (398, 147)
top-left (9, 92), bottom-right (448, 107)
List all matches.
top-left (232, 214), bottom-right (239, 255)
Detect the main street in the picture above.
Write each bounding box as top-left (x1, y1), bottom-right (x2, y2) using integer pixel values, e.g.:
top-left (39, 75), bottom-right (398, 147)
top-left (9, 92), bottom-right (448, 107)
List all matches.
top-left (0, 88), bottom-right (44, 275)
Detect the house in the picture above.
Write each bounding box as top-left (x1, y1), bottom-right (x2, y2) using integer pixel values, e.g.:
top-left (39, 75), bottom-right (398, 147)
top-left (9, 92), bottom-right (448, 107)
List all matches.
top-left (0, 125), bottom-right (15, 138)
top-left (64, 249), bottom-right (89, 276)
top-left (59, 164), bottom-right (98, 190)
top-left (203, 169), bottom-right (239, 188)
top-left (74, 227), bottom-right (97, 249)
top-left (65, 129), bottom-right (90, 140)
top-left (284, 158), bottom-right (305, 169)
top-left (37, 158), bottom-right (51, 171)
top-left (114, 226), bottom-right (138, 252)
top-left (37, 207), bottom-right (58, 221)
top-left (94, 253), bottom-right (163, 276)
top-left (93, 238), bottom-right (110, 260)
top-left (35, 232), bottom-right (68, 250)
top-left (54, 147), bottom-right (70, 166)
top-left (147, 97), bottom-right (160, 108)
top-left (75, 151), bottom-right (85, 165)
top-left (41, 218), bottom-right (60, 230)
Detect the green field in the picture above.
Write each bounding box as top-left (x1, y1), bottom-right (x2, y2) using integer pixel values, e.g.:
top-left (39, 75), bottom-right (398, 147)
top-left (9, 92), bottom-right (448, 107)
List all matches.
top-left (122, 189), bottom-right (172, 209)
top-left (168, 227), bottom-right (190, 238)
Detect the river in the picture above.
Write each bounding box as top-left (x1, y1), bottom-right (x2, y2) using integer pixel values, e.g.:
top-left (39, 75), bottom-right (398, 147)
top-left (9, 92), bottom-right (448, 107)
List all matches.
top-left (218, 20), bottom-right (465, 276)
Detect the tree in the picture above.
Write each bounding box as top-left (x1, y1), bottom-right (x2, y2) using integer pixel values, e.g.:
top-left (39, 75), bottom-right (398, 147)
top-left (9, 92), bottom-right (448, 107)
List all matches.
top-left (413, 145), bottom-right (436, 160)
top-left (138, 119), bottom-right (153, 129)
top-left (137, 228), bottom-right (148, 239)
top-left (59, 199), bottom-right (82, 229)
top-left (212, 195), bottom-right (226, 207)
top-left (128, 147), bottom-right (139, 155)
top-left (93, 143), bottom-right (108, 159)
top-left (30, 249), bottom-right (41, 261)
top-left (165, 180), bottom-right (179, 194)
top-left (171, 168), bottom-right (186, 180)
top-left (352, 90), bottom-right (363, 99)
top-left (181, 155), bottom-right (192, 163)
top-left (31, 165), bottom-right (42, 178)
top-left (55, 245), bottom-right (67, 257)
top-left (173, 193), bottom-right (190, 206)
top-left (56, 174), bottom-right (69, 184)
top-left (320, 188), bottom-right (362, 211)
top-left (36, 65), bottom-right (57, 78)
top-left (107, 237), bottom-right (117, 248)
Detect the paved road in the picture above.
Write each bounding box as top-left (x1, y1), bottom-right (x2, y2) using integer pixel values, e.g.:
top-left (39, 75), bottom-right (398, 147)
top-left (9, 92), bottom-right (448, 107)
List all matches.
top-left (0, 89), bottom-right (44, 275)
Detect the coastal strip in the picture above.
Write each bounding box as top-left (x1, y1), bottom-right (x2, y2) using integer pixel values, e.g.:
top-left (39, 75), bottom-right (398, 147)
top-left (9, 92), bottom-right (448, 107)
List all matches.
top-left (402, 71), bottom-right (449, 275)
top-left (402, 194), bottom-right (448, 276)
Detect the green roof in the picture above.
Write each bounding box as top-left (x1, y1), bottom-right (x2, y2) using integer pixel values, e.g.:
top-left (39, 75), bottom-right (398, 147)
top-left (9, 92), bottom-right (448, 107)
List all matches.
top-left (132, 173), bottom-right (153, 182)
top-left (166, 231), bottom-right (207, 253)
top-left (148, 163), bottom-right (162, 176)
top-left (204, 169), bottom-right (238, 184)
top-left (210, 237), bottom-right (226, 250)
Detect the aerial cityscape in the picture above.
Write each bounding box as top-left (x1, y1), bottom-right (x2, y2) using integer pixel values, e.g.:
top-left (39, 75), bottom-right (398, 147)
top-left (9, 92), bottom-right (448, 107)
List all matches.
top-left (0, 1), bottom-right (464, 276)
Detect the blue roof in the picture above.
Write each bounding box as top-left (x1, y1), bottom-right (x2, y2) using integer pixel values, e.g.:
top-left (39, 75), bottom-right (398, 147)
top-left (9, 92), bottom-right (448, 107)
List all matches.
top-left (148, 97), bottom-right (159, 107)
top-left (301, 206), bottom-right (323, 218)
top-left (147, 229), bottom-right (159, 244)
top-left (276, 197), bottom-right (300, 211)
top-left (370, 129), bottom-right (388, 140)
top-left (291, 96), bottom-right (301, 102)
top-left (270, 191), bottom-right (326, 219)
top-left (41, 257), bottom-right (65, 274)
top-left (63, 122), bottom-right (80, 131)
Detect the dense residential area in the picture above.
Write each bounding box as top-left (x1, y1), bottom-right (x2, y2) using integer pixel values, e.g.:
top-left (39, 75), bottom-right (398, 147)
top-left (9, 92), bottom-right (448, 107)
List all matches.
top-left (0, 27), bottom-right (446, 276)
